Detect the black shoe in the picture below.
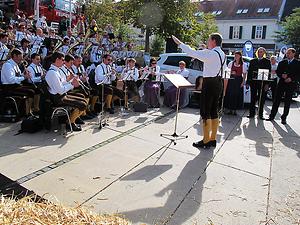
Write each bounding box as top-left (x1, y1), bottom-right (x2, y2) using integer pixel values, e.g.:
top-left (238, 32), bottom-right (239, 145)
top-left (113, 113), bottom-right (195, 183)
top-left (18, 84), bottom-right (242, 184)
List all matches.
top-left (192, 140), bottom-right (210, 149)
top-left (81, 114), bottom-right (94, 120)
top-left (75, 117), bottom-right (85, 125)
top-left (208, 140), bottom-right (217, 147)
top-left (106, 108), bottom-right (114, 114)
top-left (90, 111), bottom-right (99, 116)
top-left (247, 114), bottom-right (255, 118)
top-left (266, 117), bottom-right (274, 121)
top-left (281, 119), bottom-right (287, 125)
top-left (67, 123), bottom-right (82, 132)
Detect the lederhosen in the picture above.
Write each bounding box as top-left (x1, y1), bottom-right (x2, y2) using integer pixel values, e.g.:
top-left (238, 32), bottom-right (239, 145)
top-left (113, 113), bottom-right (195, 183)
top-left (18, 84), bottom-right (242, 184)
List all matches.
top-left (68, 66), bottom-right (90, 97)
top-left (99, 64), bottom-right (124, 99)
top-left (200, 50), bottom-right (225, 120)
top-left (48, 68), bottom-right (87, 111)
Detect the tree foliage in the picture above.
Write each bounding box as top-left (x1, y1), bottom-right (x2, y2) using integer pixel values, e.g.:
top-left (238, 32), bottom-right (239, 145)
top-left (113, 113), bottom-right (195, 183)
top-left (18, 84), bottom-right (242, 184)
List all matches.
top-left (276, 7), bottom-right (300, 50)
top-left (150, 35), bottom-right (165, 56)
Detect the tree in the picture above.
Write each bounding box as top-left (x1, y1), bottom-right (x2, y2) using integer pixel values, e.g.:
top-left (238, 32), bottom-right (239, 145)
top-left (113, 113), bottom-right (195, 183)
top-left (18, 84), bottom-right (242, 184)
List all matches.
top-left (150, 35), bottom-right (165, 56)
top-left (190, 13), bottom-right (218, 48)
top-left (276, 8), bottom-right (300, 51)
top-left (124, 0), bottom-right (203, 52)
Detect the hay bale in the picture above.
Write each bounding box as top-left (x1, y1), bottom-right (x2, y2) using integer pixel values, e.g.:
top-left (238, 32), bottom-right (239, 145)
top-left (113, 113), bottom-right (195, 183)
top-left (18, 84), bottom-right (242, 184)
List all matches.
top-left (0, 195), bottom-right (130, 225)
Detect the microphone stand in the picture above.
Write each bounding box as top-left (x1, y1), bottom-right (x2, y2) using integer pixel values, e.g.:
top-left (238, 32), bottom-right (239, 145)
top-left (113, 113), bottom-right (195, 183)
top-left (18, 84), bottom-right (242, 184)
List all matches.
top-left (97, 72), bottom-right (112, 129)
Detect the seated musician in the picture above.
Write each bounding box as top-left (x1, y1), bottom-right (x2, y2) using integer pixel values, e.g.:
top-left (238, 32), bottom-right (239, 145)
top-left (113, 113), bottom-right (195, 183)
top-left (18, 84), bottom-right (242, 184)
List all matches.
top-left (20, 38), bottom-right (30, 62)
top-left (143, 58), bottom-right (161, 108)
top-left (60, 54), bottom-right (97, 121)
top-left (95, 54), bottom-right (124, 114)
top-left (15, 24), bottom-right (28, 45)
top-left (45, 52), bottom-right (88, 132)
top-left (0, 33), bottom-right (9, 67)
top-left (0, 48), bottom-right (36, 115)
top-left (163, 61), bottom-right (190, 108)
top-left (30, 28), bottom-right (45, 56)
top-left (59, 37), bottom-right (70, 54)
top-left (120, 58), bottom-right (140, 107)
top-left (90, 43), bottom-right (102, 65)
top-left (26, 53), bottom-right (44, 112)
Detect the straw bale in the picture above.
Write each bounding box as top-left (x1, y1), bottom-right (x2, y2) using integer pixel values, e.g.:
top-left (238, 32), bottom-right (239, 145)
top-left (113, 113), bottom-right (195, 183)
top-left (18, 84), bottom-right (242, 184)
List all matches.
top-left (0, 195), bottom-right (130, 225)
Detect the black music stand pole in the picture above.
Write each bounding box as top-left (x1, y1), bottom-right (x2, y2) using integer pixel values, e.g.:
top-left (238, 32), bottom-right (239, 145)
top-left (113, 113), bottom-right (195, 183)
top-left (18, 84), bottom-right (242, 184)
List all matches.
top-left (160, 86), bottom-right (188, 145)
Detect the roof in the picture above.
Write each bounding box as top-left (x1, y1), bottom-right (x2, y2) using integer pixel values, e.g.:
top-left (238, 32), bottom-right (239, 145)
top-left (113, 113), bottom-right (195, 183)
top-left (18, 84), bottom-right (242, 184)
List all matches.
top-left (197, 0), bottom-right (284, 20)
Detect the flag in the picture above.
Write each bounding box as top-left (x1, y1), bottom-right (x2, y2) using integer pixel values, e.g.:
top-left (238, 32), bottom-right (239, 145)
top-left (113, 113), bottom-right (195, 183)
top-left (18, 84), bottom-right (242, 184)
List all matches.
top-left (242, 40), bottom-right (254, 58)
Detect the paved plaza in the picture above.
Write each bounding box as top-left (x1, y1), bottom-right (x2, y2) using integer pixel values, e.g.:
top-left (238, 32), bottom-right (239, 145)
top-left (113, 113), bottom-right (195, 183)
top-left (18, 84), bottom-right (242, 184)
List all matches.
top-left (0, 99), bottom-right (299, 225)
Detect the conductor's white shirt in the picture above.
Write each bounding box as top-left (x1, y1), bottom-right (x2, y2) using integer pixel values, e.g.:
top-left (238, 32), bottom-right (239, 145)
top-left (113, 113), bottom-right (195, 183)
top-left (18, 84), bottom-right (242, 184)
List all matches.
top-left (179, 43), bottom-right (226, 78)
top-left (1, 59), bottom-right (25, 84)
top-left (95, 62), bottom-right (116, 85)
top-left (45, 64), bottom-right (73, 95)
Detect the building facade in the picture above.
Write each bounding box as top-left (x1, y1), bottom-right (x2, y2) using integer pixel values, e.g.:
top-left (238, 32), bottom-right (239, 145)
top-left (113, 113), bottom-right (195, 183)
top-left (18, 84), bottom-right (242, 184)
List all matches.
top-left (197, 0), bottom-right (300, 53)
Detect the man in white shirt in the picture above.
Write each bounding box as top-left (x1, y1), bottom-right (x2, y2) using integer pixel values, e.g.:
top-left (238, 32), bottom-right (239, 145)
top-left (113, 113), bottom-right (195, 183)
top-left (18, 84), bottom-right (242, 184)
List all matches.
top-left (0, 33), bottom-right (10, 64)
top-left (120, 58), bottom-right (139, 106)
top-left (90, 44), bottom-right (103, 65)
top-left (1, 48), bottom-right (35, 115)
top-left (30, 28), bottom-right (45, 56)
top-left (172, 33), bottom-right (226, 149)
top-left (95, 54), bottom-right (124, 114)
top-left (45, 52), bottom-right (88, 131)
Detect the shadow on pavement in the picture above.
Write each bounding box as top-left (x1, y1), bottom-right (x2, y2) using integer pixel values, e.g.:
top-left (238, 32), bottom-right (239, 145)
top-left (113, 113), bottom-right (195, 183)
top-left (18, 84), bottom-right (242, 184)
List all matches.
top-left (120, 148), bottom-right (213, 225)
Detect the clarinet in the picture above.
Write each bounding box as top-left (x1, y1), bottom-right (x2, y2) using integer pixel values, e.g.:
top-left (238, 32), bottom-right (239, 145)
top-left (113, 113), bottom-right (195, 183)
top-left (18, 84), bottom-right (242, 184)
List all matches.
top-left (66, 67), bottom-right (91, 96)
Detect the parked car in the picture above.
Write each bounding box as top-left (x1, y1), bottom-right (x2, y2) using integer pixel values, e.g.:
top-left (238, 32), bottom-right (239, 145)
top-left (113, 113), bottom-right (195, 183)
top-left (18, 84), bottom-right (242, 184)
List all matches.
top-left (157, 53), bottom-right (253, 84)
top-left (157, 53), bottom-right (203, 85)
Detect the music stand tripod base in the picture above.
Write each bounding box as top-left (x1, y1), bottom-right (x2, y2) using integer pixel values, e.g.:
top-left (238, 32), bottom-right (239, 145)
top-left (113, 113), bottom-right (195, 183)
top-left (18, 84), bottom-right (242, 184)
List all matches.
top-left (160, 132), bottom-right (188, 145)
top-left (159, 74), bottom-right (193, 145)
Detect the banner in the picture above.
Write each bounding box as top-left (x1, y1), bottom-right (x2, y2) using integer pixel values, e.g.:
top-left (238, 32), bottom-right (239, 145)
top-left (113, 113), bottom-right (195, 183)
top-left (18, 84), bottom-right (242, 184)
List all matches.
top-left (278, 45), bottom-right (288, 62)
top-left (242, 40), bottom-right (254, 58)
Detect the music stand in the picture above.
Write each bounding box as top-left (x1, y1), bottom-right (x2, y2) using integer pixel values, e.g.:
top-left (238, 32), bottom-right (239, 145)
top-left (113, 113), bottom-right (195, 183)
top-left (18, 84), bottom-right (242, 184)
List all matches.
top-left (160, 74), bottom-right (194, 145)
top-left (253, 69), bottom-right (270, 118)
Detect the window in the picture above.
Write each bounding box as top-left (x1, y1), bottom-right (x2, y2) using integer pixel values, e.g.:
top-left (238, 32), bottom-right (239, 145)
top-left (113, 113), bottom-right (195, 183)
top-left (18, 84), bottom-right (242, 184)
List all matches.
top-left (212, 11), bottom-right (217, 15)
top-left (255, 25), bottom-right (263, 39)
top-left (236, 9), bottom-right (242, 14)
top-left (263, 8), bottom-right (270, 12)
top-left (55, 0), bottom-right (76, 12)
top-left (163, 56), bottom-right (203, 71)
top-left (216, 10), bottom-right (222, 15)
top-left (242, 9), bottom-right (248, 14)
top-left (257, 8), bottom-right (264, 13)
top-left (233, 26), bottom-right (240, 39)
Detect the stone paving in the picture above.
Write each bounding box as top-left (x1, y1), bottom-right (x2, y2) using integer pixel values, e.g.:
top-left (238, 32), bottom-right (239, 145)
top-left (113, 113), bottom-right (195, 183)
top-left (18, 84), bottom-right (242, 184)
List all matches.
top-left (0, 99), bottom-right (299, 225)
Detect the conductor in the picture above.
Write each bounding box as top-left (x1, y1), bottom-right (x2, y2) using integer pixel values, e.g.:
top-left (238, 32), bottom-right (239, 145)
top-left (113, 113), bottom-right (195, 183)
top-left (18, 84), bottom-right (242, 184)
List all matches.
top-left (172, 33), bottom-right (226, 149)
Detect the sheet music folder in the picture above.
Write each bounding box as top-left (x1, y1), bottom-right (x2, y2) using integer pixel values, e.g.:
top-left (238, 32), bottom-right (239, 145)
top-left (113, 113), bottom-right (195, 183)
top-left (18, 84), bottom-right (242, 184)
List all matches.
top-left (164, 73), bottom-right (194, 89)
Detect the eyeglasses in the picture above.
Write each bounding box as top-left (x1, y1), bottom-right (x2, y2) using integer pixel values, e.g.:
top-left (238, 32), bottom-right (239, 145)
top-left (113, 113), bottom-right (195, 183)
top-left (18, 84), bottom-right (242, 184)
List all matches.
top-left (151, 62), bottom-right (157, 65)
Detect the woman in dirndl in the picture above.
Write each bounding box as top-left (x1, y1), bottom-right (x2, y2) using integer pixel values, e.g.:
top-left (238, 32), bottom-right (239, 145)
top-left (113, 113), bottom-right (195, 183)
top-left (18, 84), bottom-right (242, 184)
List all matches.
top-left (163, 61), bottom-right (190, 108)
top-left (224, 51), bottom-right (247, 115)
top-left (143, 58), bottom-right (161, 107)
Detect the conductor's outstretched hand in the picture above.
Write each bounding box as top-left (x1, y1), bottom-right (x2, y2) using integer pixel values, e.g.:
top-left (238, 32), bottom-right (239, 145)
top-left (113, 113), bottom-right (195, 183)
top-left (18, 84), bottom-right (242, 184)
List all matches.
top-left (172, 35), bottom-right (182, 45)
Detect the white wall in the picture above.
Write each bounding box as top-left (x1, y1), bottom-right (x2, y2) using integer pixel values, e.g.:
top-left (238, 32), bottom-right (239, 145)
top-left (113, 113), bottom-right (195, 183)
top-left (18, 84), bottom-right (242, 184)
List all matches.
top-left (216, 19), bottom-right (281, 45)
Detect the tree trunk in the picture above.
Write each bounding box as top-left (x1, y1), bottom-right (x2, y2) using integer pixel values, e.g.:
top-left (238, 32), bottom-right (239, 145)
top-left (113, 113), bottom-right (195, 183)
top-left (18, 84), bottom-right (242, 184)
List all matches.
top-left (145, 26), bottom-right (150, 53)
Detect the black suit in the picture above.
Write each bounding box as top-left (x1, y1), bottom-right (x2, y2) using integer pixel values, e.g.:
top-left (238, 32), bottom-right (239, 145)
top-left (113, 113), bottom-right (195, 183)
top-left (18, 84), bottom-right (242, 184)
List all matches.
top-left (269, 59), bottom-right (300, 120)
top-left (247, 58), bottom-right (271, 117)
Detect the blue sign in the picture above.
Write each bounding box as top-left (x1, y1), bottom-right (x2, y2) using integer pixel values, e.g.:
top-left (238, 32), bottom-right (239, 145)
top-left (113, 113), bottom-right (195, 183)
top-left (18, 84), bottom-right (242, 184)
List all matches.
top-left (242, 40), bottom-right (254, 58)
